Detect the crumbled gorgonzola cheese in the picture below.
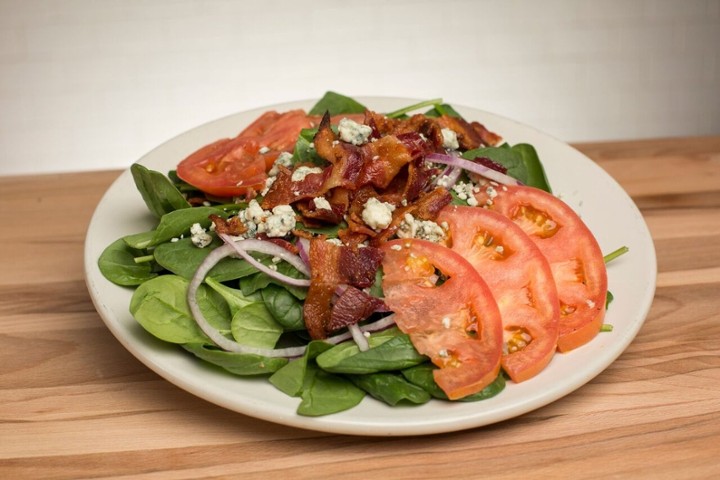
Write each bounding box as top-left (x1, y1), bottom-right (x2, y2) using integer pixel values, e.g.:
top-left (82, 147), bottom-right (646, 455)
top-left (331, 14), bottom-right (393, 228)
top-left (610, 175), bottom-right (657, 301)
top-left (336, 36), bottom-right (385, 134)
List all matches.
top-left (268, 152), bottom-right (294, 177)
top-left (452, 181), bottom-right (480, 207)
top-left (264, 204), bottom-right (296, 237)
top-left (190, 222), bottom-right (213, 248)
top-left (291, 165), bottom-right (323, 182)
top-left (361, 197), bottom-right (395, 231)
top-left (261, 176), bottom-right (276, 196)
top-left (441, 128), bottom-right (459, 150)
top-left (313, 196), bottom-right (332, 211)
top-left (397, 213), bottom-right (446, 243)
top-left (338, 118), bottom-right (372, 146)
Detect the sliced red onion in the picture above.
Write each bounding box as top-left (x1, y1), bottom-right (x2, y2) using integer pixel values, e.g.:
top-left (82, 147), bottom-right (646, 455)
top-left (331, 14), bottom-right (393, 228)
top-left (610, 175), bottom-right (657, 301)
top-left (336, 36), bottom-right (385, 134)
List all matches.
top-left (219, 233), bottom-right (311, 287)
top-left (426, 152), bottom-right (523, 186)
top-left (187, 243), bottom-right (307, 357)
top-left (348, 323), bottom-right (369, 351)
top-left (296, 237), bottom-right (311, 266)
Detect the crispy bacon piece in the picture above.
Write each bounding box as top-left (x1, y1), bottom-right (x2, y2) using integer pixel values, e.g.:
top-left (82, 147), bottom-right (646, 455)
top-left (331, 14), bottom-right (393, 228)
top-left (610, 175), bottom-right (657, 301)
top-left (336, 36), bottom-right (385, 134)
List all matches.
top-left (260, 165), bottom-right (329, 210)
top-left (327, 286), bottom-right (387, 333)
top-left (303, 239), bottom-right (384, 339)
top-left (209, 214), bottom-right (247, 236)
top-left (435, 115), bottom-right (502, 149)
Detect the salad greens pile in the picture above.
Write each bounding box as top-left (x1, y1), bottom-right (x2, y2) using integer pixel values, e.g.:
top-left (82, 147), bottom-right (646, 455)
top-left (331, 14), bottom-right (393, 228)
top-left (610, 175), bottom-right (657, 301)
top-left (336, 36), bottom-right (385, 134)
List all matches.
top-left (98, 92), bottom-right (556, 416)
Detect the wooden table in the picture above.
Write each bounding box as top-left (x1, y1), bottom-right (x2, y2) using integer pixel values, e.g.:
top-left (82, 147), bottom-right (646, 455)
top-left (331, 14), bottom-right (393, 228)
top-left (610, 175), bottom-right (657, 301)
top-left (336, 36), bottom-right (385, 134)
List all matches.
top-left (1, 136), bottom-right (719, 479)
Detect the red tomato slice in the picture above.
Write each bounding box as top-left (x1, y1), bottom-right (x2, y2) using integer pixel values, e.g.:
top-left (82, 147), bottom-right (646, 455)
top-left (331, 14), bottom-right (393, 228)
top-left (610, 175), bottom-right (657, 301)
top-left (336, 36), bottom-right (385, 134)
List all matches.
top-left (474, 184), bottom-right (608, 352)
top-left (437, 205), bottom-right (559, 382)
top-left (381, 239), bottom-right (503, 400)
top-left (176, 110), bottom-right (315, 197)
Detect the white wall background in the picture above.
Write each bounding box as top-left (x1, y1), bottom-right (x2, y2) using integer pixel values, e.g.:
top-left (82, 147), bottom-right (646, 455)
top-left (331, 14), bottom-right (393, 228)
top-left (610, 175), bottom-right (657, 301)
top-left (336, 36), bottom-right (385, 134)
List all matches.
top-left (1, 0), bottom-right (719, 175)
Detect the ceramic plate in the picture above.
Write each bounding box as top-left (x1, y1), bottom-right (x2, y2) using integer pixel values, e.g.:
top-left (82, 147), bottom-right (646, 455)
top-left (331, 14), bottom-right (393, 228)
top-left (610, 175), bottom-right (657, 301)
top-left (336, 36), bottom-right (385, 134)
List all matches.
top-left (84, 97), bottom-right (656, 436)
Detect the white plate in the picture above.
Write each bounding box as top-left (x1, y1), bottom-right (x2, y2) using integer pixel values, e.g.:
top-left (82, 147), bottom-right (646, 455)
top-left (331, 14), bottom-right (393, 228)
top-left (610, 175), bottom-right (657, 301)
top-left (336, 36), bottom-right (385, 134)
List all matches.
top-left (84, 97), bottom-right (657, 436)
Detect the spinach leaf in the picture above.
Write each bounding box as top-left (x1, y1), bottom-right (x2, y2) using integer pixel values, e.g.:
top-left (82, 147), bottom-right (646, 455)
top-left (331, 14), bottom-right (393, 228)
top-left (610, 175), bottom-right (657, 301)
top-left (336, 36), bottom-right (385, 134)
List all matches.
top-left (292, 128), bottom-right (327, 166)
top-left (195, 282), bottom-right (232, 335)
top-left (385, 98), bottom-right (442, 119)
top-left (153, 237), bottom-right (257, 281)
top-left (261, 284), bottom-right (305, 331)
top-left (401, 363), bottom-right (506, 401)
top-left (122, 230), bottom-right (156, 250)
top-left (230, 302), bottom-right (283, 348)
top-left (511, 143), bottom-right (552, 192)
top-left (308, 91), bottom-right (367, 116)
top-left (316, 330), bottom-right (427, 374)
top-left (269, 341), bottom-right (334, 396)
top-left (239, 260), bottom-right (308, 300)
top-left (129, 275), bottom-right (208, 344)
top-left (294, 219), bottom-right (347, 238)
top-left (205, 276), bottom-right (259, 316)
top-left (98, 238), bottom-right (158, 286)
top-left (424, 103), bottom-right (462, 118)
top-left (296, 364), bottom-right (365, 416)
top-left (130, 163), bottom-right (190, 218)
top-left (183, 343), bottom-right (288, 375)
top-left (463, 146), bottom-right (529, 185)
top-left (350, 372), bottom-right (431, 406)
top-left (149, 206), bottom-right (229, 247)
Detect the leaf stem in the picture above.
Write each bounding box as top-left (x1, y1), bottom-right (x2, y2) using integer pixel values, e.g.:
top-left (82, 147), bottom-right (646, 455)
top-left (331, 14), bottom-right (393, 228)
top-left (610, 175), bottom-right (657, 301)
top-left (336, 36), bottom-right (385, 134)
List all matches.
top-left (386, 98), bottom-right (443, 118)
top-left (134, 254), bottom-right (155, 264)
top-left (603, 246), bottom-right (629, 264)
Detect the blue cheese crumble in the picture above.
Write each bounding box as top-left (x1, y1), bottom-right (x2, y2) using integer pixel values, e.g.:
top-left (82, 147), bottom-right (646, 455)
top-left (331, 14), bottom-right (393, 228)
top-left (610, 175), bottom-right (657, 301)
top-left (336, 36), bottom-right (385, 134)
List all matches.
top-left (291, 165), bottom-right (323, 182)
top-left (338, 118), bottom-right (372, 146)
top-left (397, 213), bottom-right (446, 243)
top-left (313, 196), bottom-right (332, 211)
top-left (361, 197), bottom-right (395, 231)
top-left (441, 128), bottom-right (459, 150)
top-left (190, 222), bottom-right (213, 248)
top-left (268, 152), bottom-right (293, 177)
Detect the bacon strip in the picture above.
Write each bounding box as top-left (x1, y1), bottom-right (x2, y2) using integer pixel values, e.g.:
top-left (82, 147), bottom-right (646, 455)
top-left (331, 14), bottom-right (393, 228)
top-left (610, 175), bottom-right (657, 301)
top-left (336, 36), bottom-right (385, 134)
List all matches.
top-left (303, 239), bottom-right (384, 339)
top-left (328, 287), bottom-right (387, 333)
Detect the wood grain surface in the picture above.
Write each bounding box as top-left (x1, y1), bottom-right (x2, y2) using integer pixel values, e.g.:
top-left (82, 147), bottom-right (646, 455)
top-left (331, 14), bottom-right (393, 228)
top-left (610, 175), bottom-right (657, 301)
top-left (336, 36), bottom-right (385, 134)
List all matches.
top-left (1, 136), bottom-right (719, 479)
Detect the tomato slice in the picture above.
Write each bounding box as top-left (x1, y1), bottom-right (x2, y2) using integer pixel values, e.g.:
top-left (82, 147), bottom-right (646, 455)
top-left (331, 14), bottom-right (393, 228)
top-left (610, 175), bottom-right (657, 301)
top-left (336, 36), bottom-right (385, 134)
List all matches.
top-left (380, 239), bottom-right (503, 400)
top-left (437, 205), bottom-right (559, 382)
top-left (176, 110), bottom-right (315, 197)
top-left (474, 184), bottom-right (608, 352)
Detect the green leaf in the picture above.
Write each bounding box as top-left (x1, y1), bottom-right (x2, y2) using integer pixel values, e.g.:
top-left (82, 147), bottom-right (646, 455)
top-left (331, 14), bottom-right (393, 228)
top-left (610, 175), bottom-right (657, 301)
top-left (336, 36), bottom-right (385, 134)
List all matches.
top-left (316, 330), bottom-right (427, 374)
top-left (183, 343), bottom-right (288, 375)
top-left (239, 260), bottom-right (308, 300)
top-left (98, 238), bottom-right (158, 286)
top-left (463, 146), bottom-right (529, 184)
top-left (153, 237), bottom-right (257, 281)
top-left (205, 276), bottom-right (258, 316)
top-left (401, 364), bottom-right (506, 401)
top-left (269, 341), bottom-right (334, 397)
top-left (122, 230), bottom-right (156, 250)
top-left (292, 128), bottom-right (327, 166)
top-left (149, 206), bottom-right (229, 247)
top-left (230, 302), bottom-right (284, 349)
top-left (195, 283), bottom-right (232, 335)
top-left (308, 91), bottom-right (367, 116)
top-left (129, 275), bottom-right (208, 344)
top-left (261, 284), bottom-right (305, 331)
top-left (511, 143), bottom-right (552, 192)
top-left (424, 103), bottom-right (462, 118)
top-left (130, 163), bottom-right (191, 218)
top-left (350, 372), bottom-right (431, 406)
top-left (296, 365), bottom-right (365, 416)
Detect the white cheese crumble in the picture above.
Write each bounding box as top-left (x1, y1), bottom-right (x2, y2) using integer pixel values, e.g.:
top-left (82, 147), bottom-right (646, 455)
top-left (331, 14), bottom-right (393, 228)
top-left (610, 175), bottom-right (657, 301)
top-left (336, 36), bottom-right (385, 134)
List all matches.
top-left (326, 238), bottom-right (343, 246)
top-left (397, 213), bottom-right (446, 243)
top-left (441, 128), bottom-right (459, 150)
top-left (452, 181), bottom-right (479, 207)
top-left (258, 146), bottom-right (270, 154)
top-left (268, 152), bottom-right (294, 177)
top-left (441, 316), bottom-right (451, 329)
top-left (313, 196), bottom-right (332, 211)
top-left (261, 176), bottom-right (276, 196)
top-left (264, 204), bottom-right (296, 237)
top-left (361, 197), bottom-right (395, 231)
top-left (291, 165), bottom-right (323, 182)
top-left (190, 222), bottom-right (212, 248)
top-left (239, 200), bottom-right (295, 238)
top-left (338, 118), bottom-right (372, 146)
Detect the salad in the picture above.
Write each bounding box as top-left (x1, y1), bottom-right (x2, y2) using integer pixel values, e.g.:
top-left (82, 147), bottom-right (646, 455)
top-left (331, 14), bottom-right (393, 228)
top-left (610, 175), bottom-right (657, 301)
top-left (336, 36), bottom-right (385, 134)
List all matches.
top-left (98, 91), bottom-right (624, 416)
